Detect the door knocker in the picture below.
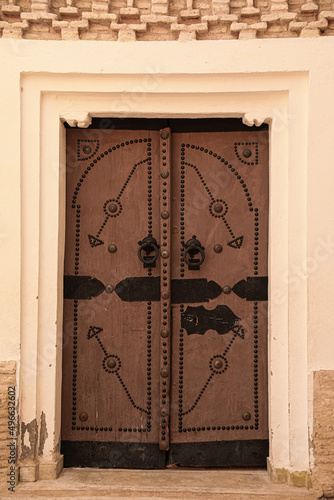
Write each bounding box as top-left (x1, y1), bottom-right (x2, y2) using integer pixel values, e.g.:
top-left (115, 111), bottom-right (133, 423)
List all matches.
top-left (138, 236), bottom-right (160, 268)
top-left (183, 236), bottom-right (205, 270)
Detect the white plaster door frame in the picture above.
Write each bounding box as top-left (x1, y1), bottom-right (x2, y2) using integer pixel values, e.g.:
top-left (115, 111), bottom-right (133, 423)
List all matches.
top-left (15, 39), bottom-right (313, 480)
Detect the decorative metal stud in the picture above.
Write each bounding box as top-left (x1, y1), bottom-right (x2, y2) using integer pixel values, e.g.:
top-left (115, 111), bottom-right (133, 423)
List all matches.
top-left (105, 284), bottom-right (114, 293)
top-left (79, 412), bottom-right (88, 422)
top-left (108, 244), bottom-right (117, 253)
top-left (160, 329), bottom-right (169, 338)
top-left (108, 203), bottom-right (118, 213)
top-left (107, 358), bottom-right (116, 369)
top-left (242, 412), bottom-right (251, 421)
top-left (243, 148), bottom-right (252, 158)
top-left (161, 170), bottom-right (169, 179)
top-left (83, 145), bottom-right (92, 155)
top-left (161, 368), bottom-right (168, 378)
top-left (161, 250), bottom-right (169, 259)
top-left (223, 285), bottom-right (232, 294)
top-left (214, 244), bottom-right (223, 253)
top-left (161, 408), bottom-right (168, 417)
top-left (161, 131), bottom-right (169, 140)
top-left (213, 359), bottom-right (223, 369)
top-left (214, 203), bottom-right (223, 213)
top-left (161, 290), bottom-right (170, 299)
top-left (161, 210), bottom-right (169, 219)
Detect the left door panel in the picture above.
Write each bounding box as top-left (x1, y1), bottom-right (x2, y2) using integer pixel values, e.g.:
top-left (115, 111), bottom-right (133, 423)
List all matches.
top-left (62, 129), bottom-right (165, 467)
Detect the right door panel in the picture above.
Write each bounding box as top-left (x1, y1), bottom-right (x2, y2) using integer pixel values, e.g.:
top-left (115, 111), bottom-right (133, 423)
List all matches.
top-left (169, 130), bottom-right (269, 466)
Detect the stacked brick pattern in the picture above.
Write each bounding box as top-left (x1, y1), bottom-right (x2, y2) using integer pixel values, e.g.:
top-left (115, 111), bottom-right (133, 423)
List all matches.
top-left (312, 370), bottom-right (334, 497)
top-left (0, 0), bottom-right (333, 39)
top-left (0, 362), bottom-right (16, 485)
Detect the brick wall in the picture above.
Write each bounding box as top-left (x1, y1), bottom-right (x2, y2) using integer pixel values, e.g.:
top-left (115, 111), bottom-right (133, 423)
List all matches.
top-left (0, 362), bottom-right (17, 486)
top-left (0, 0), bottom-right (333, 40)
top-left (312, 370), bottom-right (334, 497)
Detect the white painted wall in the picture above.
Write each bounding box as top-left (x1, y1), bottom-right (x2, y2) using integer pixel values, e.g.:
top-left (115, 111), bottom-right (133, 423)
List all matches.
top-left (0, 37), bottom-right (333, 476)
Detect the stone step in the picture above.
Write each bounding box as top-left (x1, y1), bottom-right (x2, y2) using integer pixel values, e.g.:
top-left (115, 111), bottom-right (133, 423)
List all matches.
top-left (0, 469), bottom-right (317, 499)
top-left (0, 493), bottom-right (318, 500)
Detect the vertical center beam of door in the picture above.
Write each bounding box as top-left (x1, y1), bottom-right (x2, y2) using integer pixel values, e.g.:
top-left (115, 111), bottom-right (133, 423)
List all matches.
top-left (159, 128), bottom-right (171, 451)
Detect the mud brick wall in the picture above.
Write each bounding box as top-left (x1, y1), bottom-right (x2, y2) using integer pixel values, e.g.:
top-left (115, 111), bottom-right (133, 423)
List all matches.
top-left (0, 0), bottom-right (333, 40)
top-left (312, 370), bottom-right (334, 498)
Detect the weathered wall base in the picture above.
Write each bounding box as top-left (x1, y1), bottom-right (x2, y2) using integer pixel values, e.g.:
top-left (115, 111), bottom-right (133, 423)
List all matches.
top-left (39, 456), bottom-right (64, 481)
top-left (269, 370), bottom-right (334, 497)
top-left (0, 362), bottom-right (17, 486)
top-left (267, 458), bottom-right (312, 489)
top-left (18, 462), bottom-right (39, 482)
top-left (18, 458), bottom-right (64, 482)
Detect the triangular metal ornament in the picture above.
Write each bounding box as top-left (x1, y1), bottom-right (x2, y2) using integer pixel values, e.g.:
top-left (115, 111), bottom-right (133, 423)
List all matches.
top-left (227, 236), bottom-right (244, 249)
top-left (88, 234), bottom-right (104, 247)
top-left (231, 324), bottom-right (245, 339)
top-left (87, 326), bottom-right (103, 339)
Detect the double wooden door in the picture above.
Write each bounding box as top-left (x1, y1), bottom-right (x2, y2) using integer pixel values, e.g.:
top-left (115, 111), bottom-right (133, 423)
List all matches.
top-left (62, 120), bottom-right (269, 468)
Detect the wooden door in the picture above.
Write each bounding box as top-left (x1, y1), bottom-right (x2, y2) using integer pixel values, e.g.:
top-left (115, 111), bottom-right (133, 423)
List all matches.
top-left (62, 120), bottom-right (269, 468)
